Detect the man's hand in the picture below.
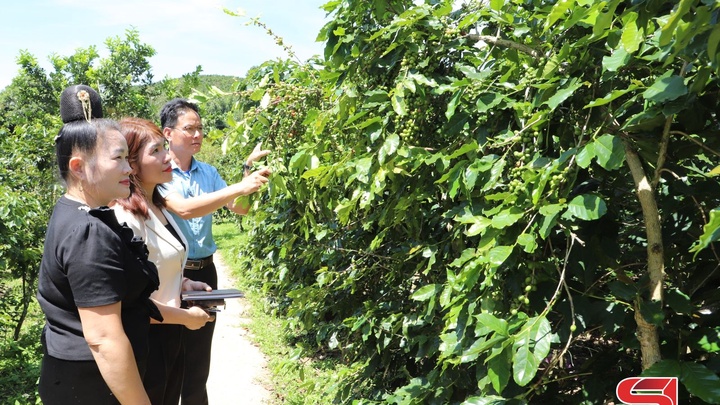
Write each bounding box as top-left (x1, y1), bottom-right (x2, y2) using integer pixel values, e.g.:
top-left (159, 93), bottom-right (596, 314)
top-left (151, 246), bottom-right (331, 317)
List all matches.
top-left (182, 279), bottom-right (212, 292)
top-left (245, 142), bottom-right (271, 166)
top-left (235, 168), bottom-right (271, 195)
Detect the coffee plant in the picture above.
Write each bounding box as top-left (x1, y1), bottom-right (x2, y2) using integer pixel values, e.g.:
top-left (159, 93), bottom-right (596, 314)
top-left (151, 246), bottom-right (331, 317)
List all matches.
top-left (217, 1), bottom-right (720, 403)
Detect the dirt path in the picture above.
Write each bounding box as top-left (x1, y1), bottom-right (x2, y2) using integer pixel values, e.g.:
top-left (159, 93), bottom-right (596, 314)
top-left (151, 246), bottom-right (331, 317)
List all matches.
top-left (206, 253), bottom-right (273, 404)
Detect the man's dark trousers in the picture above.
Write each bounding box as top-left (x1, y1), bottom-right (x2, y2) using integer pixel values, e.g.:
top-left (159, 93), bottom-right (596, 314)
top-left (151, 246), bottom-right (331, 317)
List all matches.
top-left (181, 260), bottom-right (217, 405)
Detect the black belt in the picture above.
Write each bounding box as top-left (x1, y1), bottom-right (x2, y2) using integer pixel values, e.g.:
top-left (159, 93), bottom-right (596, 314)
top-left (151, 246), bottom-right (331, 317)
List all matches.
top-left (184, 255), bottom-right (213, 270)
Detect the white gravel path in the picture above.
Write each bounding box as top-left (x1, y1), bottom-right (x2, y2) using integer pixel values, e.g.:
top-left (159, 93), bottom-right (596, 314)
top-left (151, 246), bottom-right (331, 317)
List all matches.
top-left (205, 253), bottom-right (273, 404)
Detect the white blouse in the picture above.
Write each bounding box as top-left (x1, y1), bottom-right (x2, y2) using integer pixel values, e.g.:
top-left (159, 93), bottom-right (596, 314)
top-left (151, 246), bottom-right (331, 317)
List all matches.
top-left (113, 205), bottom-right (188, 307)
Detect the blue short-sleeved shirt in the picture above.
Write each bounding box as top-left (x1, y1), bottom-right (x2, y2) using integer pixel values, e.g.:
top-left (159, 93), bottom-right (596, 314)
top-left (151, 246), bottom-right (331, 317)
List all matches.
top-left (159, 158), bottom-right (227, 259)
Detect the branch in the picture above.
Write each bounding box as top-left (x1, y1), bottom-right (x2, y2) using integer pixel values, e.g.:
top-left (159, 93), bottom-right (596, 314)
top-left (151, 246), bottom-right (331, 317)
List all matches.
top-left (654, 61), bottom-right (689, 188)
top-left (623, 138), bottom-right (664, 369)
top-left (670, 130), bottom-right (720, 158)
top-left (652, 115), bottom-right (673, 190)
top-left (465, 34), bottom-right (541, 59)
top-left (526, 232), bottom-right (580, 396)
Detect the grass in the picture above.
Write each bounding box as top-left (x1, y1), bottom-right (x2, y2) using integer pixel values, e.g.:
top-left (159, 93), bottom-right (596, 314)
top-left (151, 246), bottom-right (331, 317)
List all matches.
top-left (213, 221), bottom-right (347, 405)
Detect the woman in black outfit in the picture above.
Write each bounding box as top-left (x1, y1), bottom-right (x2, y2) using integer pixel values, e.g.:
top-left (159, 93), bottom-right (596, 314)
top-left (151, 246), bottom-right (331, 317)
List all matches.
top-left (36, 85), bottom-right (160, 405)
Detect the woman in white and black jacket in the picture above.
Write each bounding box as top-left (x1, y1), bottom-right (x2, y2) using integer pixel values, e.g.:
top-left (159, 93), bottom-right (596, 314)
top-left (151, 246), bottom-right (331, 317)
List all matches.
top-left (112, 117), bottom-right (214, 405)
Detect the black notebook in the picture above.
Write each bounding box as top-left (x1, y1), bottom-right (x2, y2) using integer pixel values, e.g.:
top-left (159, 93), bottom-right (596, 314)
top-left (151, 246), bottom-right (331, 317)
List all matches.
top-left (182, 288), bottom-right (245, 301)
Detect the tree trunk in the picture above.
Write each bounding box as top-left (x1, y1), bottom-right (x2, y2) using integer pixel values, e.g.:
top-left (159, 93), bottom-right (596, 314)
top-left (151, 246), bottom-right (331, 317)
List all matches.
top-left (13, 273), bottom-right (30, 341)
top-left (623, 140), bottom-right (664, 369)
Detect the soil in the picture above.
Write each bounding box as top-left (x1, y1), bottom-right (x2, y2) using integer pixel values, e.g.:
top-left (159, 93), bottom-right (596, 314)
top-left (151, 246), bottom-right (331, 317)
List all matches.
top-left (205, 253), bottom-right (273, 404)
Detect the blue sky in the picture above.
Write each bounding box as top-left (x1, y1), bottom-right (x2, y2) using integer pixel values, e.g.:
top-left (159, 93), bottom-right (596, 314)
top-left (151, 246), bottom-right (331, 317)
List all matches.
top-left (0, 0), bottom-right (330, 89)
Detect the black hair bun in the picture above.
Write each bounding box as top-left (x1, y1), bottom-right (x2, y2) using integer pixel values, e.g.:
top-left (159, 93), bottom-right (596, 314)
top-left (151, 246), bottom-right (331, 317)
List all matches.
top-left (60, 84), bottom-right (103, 123)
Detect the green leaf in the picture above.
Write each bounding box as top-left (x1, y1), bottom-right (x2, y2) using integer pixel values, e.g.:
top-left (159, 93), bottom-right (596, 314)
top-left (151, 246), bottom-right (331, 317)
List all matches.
top-left (462, 334), bottom-right (506, 363)
top-left (592, 3), bottom-right (618, 38)
top-left (439, 284), bottom-right (453, 308)
top-left (408, 72), bottom-right (438, 87)
top-left (250, 87), bottom-right (265, 101)
top-left (442, 160), bottom-right (468, 199)
top-left (512, 339), bottom-right (540, 387)
top-left (457, 10), bottom-right (483, 30)
top-left (446, 88), bottom-right (465, 120)
top-left (516, 233), bottom-right (538, 253)
top-left (487, 246), bottom-right (513, 267)
top-left (643, 71), bottom-right (688, 103)
top-left (449, 248), bottom-right (477, 268)
top-left (593, 134), bottom-right (625, 170)
top-left (541, 55), bottom-right (561, 78)
top-left (602, 47), bottom-right (631, 72)
top-left (545, 0), bottom-right (573, 32)
top-left (461, 396), bottom-right (509, 405)
top-left (458, 65), bottom-right (492, 81)
top-left (544, 78), bottom-right (582, 110)
top-left (520, 316), bottom-right (553, 362)
top-left (476, 313), bottom-right (509, 336)
top-left (584, 85), bottom-right (639, 108)
top-left (344, 110), bottom-right (369, 127)
top-left (354, 157), bottom-right (373, 184)
top-left (690, 208), bottom-right (720, 255)
top-left (443, 111), bottom-right (470, 138)
top-left (564, 194), bottom-right (607, 221)
top-left (679, 362), bottom-right (720, 403)
top-left (462, 215), bottom-right (492, 237)
top-left (639, 299), bottom-right (664, 326)
top-left (620, 12), bottom-right (642, 53)
top-left (695, 327), bottom-right (720, 353)
top-left (411, 284), bottom-right (441, 301)
top-left (708, 24), bottom-right (720, 65)
top-left (622, 109), bottom-right (666, 132)
top-left (464, 160), bottom-right (485, 192)
top-left (608, 281), bottom-right (637, 301)
top-left (391, 92), bottom-right (407, 116)
top-left (641, 359), bottom-right (682, 378)
top-left (334, 200), bottom-right (355, 224)
top-left (476, 93), bottom-right (506, 113)
top-left (659, 0), bottom-right (694, 46)
top-left (538, 205), bottom-right (563, 240)
top-left (665, 288), bottom-right (693, 314)
top-left (689, 66), bottom-right (712, 94)
top-left (486, 345), bottom-right (511, 395)
top-left (576, 142), bottom-right (596, 168)
top-left (539, 203), bottom-right (565, 217)
top-left (448, 141), bottom-right (479, 160)
top-left (378, 133), bottom-right (400, 165)
top-left (490, 207), bottom-right (524, 229)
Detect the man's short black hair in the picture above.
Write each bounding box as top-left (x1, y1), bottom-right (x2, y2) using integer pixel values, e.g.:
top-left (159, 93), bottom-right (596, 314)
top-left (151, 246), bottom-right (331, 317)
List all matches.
top-left (160, 98), bottom-right (201, 130)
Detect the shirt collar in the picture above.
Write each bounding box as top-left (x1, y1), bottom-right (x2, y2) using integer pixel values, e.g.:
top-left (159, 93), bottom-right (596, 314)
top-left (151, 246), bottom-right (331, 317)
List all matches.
top-left (170, 157), bottom-right (197, 173)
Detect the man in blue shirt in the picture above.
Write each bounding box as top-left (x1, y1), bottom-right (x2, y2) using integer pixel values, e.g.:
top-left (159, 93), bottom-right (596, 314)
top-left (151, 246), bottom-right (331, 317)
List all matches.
top-left (160, 98), bottom-right (270, 405)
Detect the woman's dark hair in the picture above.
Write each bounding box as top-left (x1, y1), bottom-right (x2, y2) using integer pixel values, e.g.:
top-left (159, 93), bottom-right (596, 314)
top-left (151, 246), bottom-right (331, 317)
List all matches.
top-left (114, 117), bottom-right (167, 219)
top-left (159, 98), bottom-right (200, 130)
top-left (55, 85), bottom-right (119, 183)
top-left (59, 84), bottom-right (103, 123)
top-left (55, 119), bottom-right (121, 182)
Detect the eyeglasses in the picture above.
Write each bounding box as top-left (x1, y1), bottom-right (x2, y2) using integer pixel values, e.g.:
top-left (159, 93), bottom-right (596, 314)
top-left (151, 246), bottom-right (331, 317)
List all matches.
top-left (172, 125), bottom-right (203, 135)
